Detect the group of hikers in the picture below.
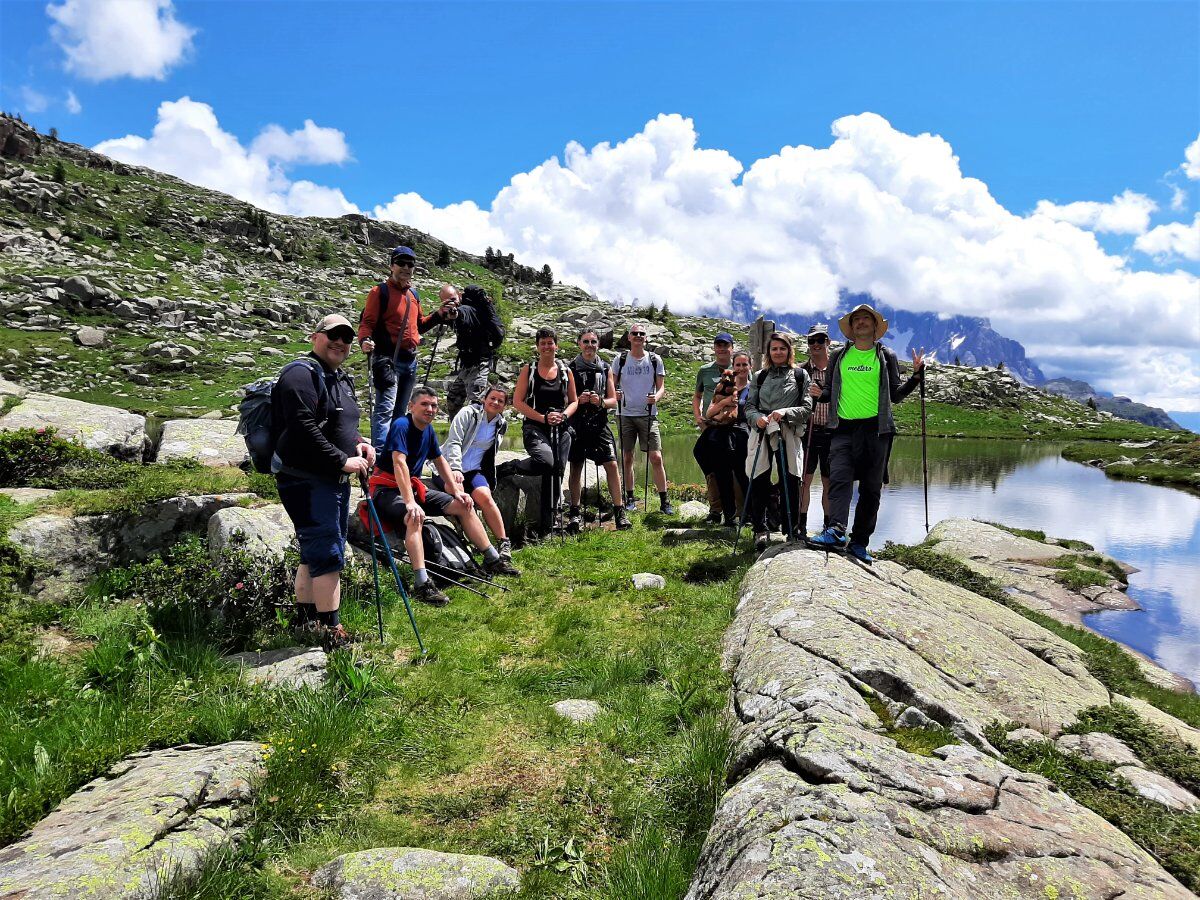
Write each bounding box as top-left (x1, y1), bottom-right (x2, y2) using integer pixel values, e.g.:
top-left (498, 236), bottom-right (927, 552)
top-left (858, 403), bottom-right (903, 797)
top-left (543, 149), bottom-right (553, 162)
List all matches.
top-left (266, 245), bottom-right (925, 645)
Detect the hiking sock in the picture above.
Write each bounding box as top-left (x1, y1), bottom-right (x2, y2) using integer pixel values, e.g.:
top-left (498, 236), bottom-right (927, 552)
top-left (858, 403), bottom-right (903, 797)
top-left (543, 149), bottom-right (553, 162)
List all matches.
top-left (294, 602), bottom-right (316, 623)
top-left (316, 608), bottom-right (336, 627)
top-left (659, 492), bottom-right (669, 507)
top-left (414, 568), bottom-right (430, 586)
top-left (482, 546), bottom-right (500, 563)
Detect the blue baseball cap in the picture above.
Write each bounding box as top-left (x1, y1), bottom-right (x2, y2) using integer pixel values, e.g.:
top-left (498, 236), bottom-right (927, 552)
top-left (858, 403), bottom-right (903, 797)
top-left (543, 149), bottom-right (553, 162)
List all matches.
top-left (390, 245), bottom-right (416, 263)
top-left (713, 331), bottom-right (734, 344)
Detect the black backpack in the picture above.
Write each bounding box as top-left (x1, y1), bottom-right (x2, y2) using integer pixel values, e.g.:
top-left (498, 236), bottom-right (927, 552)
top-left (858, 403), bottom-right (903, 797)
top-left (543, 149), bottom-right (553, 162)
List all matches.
top-left (421, 521), bottom-right (477, 585)
top-left (755, 366), bottom-right (807, 393)
top-left (237, 358), bottom-right (325, 474)
top-left (614, 350), bottom-right (661, 389)
top-left (456, 284), bottom-right (505, 360)
top-left (360, 281), bottom-right (421, 358)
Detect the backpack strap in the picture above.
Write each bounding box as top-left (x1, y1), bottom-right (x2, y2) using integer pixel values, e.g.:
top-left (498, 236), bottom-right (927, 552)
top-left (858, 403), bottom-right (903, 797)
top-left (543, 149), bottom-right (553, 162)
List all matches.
top-left (615, 351), bottom-right (629, 388)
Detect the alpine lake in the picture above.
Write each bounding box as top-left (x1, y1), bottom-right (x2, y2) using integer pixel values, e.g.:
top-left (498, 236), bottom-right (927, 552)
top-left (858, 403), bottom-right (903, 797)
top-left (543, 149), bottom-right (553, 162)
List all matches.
top-left (655, 432), bottom-right (1200, 688)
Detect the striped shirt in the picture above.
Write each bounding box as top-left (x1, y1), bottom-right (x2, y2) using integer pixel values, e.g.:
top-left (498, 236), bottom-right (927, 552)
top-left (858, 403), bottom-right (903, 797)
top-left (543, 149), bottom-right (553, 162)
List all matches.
top-left (807, 363), bottom-right (830, 427)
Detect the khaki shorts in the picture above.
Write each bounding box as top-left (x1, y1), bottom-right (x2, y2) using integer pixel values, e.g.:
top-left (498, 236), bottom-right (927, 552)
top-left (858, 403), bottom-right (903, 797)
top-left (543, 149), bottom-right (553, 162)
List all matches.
top-left (618, 416), bottom-right (661, 452)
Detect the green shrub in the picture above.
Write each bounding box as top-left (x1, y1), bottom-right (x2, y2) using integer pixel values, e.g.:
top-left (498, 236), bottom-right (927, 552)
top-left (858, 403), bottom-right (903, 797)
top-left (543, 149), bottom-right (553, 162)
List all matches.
top-left (0, 428), bottom-right (94, 487)
top-left (93, 534), bottom-right (293, 651)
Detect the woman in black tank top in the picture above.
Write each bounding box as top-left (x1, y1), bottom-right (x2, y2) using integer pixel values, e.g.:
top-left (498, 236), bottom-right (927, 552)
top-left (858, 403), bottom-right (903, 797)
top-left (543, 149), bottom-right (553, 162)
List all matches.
top-left (512, 327), bottom-right (578, 538)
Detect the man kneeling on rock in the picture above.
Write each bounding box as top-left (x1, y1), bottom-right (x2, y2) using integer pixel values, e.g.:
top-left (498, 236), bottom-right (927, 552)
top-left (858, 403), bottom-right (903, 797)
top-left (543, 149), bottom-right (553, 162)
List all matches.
top-left (370, 386), bottom-right (518, 607)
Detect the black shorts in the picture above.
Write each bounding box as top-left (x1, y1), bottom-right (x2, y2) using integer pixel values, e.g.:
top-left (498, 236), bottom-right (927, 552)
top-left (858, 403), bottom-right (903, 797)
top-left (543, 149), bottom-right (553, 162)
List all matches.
top-left (568, 424), bottom-right (617, 464)
top-left (372, 485), bottom-right (455, 533)
top-left (804, 428), bottom-right (832, 477)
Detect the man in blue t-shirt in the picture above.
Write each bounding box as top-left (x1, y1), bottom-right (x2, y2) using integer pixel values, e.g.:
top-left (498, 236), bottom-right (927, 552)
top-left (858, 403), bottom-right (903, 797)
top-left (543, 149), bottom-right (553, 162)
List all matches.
top-left (371, 386), bottom-right (514, 606)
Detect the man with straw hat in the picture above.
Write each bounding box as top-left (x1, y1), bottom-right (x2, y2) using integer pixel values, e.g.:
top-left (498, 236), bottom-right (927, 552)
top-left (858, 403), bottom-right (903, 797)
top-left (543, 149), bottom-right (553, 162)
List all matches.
top-left (807, 303), bottom-right (924, 564)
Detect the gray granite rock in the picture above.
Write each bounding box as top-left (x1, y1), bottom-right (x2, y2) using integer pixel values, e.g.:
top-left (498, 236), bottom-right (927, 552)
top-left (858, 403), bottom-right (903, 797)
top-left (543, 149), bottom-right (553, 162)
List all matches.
top-left (1006, 727), bottom-right (1049, 745)
top-left (207, 504), bottom-right (293, 564)
top-left (0, 391), bottom-right (146, 460)
top-left (312, 848), bottom-right (520, 900)
top-left (74, 325), bottom-right (107, 347)
top-left (223, 646), bottom-right (327, 689)
top-left (686, 547), bottom-right (1190, 899)
top-left (7, 494), bottom-right (251, 591)
top-left (552, 699), bottom-right (604, 723)
top-left (156, 417), bottom-right (248, 467)
top-left (0, 742), bottom-right (263, 900)
top-left (631, 572), bottom-right (665, 590)
top-left (0, 486), bottom-right (55, 504)
top-left (1057, 731), bottom-right (1142, 767)
top-left (1115, 766), bottom-right (1200, 811)
top-left (676, 500), bottom-right (710, 522)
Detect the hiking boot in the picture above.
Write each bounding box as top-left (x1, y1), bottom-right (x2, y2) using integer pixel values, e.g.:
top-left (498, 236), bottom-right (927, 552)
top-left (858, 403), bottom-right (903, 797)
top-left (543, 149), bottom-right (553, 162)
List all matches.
top-left (484, 555), bottom-right (521, 577)
top-left (291, 621), bottom-right (327, 648)
top-left (498, 538), bottom-right (513, 560)
top-left (614, 506), bottom-right (633, 530)
top-left (323, 624), bottom-right (358, 650)
top-left (566, 506), bottom-right (582, 534)
top-left (496, 460), bottom-right (519, 481)
top-left (661, 500), bottom-right (676, 516)
top-left (704, 510), bottom-right (722, 525)
top-left (807, 525), bottom-right (848, 551)
top-left (754, 532), bottom-right (769, 552)
top-left (848, 543), bottom-right (874, 565)
top-left (723, 516), bottom-right (739, 529)
top-left (624, 495), bottom-right (638, 513)
top-left (413, 580), bottom-right (450, 607)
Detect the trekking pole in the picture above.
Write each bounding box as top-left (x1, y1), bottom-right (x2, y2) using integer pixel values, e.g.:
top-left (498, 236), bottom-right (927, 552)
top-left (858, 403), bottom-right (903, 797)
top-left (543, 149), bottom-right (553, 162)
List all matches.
top-left (642, 400), bottom-right (653, 512)
top-left (778, 437), bottom-right (793, 540)
top-left (731, 432), bottom-right (765, 557)
top-left (358, 475), bottom-right (425, 655)
top-left (363, 490), bottom-right (385, 642)
top-left (920, 368), bottom-right (930, 534)
top-left (616, 392), bottom-right (628, 504)
top-left (420, 322), bottom-right (446, 387)
top-left (366, 353), bottom-right (376, 449)
top-left (395, 556), bottom-right (492, 598)
top-left (549, 420), bottom-right (565, 544)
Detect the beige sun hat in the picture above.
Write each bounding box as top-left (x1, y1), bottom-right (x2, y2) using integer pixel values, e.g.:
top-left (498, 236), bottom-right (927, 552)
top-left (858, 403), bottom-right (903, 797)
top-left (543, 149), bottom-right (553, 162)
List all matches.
top-left (838, 304), bottom-right (888, 341)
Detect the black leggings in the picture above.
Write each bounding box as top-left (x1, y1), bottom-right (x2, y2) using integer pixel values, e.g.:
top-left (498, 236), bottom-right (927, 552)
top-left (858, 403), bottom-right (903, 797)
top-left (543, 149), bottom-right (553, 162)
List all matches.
top-left (517, 422), bottom-right (573, 532)
top-left (695, 427), bottom-right (748, 523)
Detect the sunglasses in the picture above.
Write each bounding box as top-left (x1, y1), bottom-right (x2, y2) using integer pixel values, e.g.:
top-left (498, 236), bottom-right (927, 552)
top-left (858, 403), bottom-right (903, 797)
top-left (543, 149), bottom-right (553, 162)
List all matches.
top-left (580, 339), bottom-right (598, 345)
top-left (807, 336), bottom-right (828, 345)
top-left (629, 331), bottom-right (646, 337)
top-left (391, 259), bottom-right (416, 268)
top-left (323, 329), bottom-right (355, 343)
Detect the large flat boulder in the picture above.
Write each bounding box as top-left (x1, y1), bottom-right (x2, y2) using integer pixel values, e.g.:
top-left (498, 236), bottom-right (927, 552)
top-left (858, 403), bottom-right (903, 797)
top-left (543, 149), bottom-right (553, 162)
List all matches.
top-left (687, 547), bottom-right (1189, 899)
top-left (0, 742), bottom-right (263, 900)
top-left (313, 847), bottom-right (520, 899)
top-left (207, 503), bottom-right (293, 564)
top-left (155, 418), bottom-right (248, 467)
top-left (0, 392), bottom-right (147, 460)
top-left (7, 494), bottom-right (251, 592)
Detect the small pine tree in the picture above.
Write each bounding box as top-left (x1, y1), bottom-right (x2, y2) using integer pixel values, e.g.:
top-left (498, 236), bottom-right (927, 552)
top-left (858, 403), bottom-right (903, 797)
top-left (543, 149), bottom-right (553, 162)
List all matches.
top-left (48, 127), bottom-right (58, 141)
top-left (315, 237), bottom-right (335, 262)
top-left (144, 192), bottom-right (169, 226)
top-left (52, 160), bottom-right (66, 184)
top-left (645, 301), bottom-right (659, 320)
top-left (437, 243), bottom-right (451, 267)
top-left (953, 355), bottom-right (961, 366)
top-left (539, 264), bottom-right (553, 287)
top-left (1087, 397), bottom-right (1098, 411)
top-left (485, 247), bottom-right (495, 267)
top-left (996, 361), bottom-right (1005, 372)
top-left (110, 221), bottom-right (124, 244)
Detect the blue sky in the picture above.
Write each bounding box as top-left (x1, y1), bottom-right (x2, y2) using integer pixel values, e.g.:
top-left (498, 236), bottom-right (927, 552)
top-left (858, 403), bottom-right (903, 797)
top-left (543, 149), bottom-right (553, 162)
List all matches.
top-left (2, 1), bottom-right (1199, 410)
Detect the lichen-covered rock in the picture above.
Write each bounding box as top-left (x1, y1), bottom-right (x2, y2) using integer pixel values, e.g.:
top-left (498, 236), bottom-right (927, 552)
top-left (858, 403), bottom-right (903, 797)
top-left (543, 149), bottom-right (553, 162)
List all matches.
top-left (1057, 731), bottom-right (1142, 766)
top-left (676, 500), bottom-right (710, 522)
top-left (207, 503), bottom-right (293, 564)
top-left (631, 572), bottom-right (665, 590)
top-left (1115, 695), bottom-right (1200, 752)
top-left (312, 847), bottom-right (520, 899)
top-left (0, 391), bottom-right (147, 460)
top-left (7, 494), bottom-right (250, 593)
top-left (687, 546), bottom-right (1190, 899)
top-left (1115, 766), bottom-right (1200, 812)
top-left (0, 742), bottom-right (263, 900)
top-left (223, 646), bottom-right (326, 689)
top-left (156, 418), bottom-right (248, 467)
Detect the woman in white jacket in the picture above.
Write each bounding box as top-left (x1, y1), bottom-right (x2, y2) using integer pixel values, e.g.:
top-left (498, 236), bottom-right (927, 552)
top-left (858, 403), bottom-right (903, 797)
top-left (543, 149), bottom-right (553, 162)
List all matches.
top-left (434, 384), bottom-right (517, 566)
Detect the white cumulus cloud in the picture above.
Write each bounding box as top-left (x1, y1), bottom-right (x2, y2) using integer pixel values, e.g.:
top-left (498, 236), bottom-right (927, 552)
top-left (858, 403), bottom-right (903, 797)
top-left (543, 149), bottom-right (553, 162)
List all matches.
top-left (65, 90), bottom-right (81, 114)
top-left (94, 97), bottom-right (359, 217)
top-left (371, 112), bottom-right (1200, 410)
top-left (1033, 189), bottom-right (1157, 235)
top-left (1185, 134), bottom-right (1200, 181)
top-left (1135, 214), bottom-right (1200, 262)
top-left (249, 120), bottom-right (351, 166)
top-left (47, 0), bottom-right (195, 81)
top-left (18, 86), bottom-right (50, 114)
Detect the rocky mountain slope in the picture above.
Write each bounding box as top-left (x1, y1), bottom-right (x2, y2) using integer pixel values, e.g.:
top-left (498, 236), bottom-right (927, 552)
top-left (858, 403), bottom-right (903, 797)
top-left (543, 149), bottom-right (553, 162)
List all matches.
top-left (0, 112), bottom-right (1182, 448)
top-left (1044, 377), bottom-right (1184, 430)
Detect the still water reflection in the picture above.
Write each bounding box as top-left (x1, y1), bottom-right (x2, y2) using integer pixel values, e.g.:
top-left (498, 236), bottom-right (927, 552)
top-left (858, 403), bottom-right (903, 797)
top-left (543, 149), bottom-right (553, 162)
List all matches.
top-left (658, 434), bottom-right (1200, 686)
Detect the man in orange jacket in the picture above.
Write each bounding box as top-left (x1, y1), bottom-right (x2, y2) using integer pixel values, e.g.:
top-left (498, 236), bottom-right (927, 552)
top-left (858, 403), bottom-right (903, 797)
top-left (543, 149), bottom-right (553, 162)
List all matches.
top-left (358, 245), bottom-right (457, 449)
